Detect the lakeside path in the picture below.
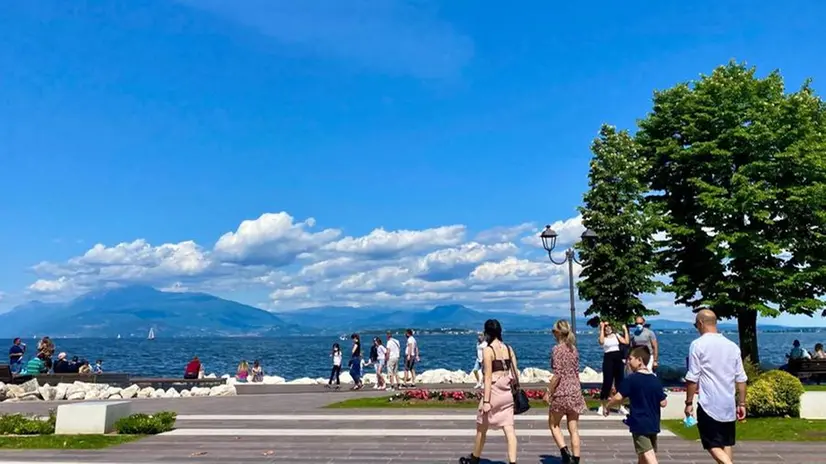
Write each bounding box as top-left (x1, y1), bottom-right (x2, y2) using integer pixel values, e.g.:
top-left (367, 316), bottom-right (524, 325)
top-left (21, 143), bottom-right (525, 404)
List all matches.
top-left (0, 391), bottom-right (822, 463)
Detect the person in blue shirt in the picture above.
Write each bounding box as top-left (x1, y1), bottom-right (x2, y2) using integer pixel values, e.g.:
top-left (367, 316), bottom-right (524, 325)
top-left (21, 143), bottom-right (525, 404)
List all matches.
top-left (605, 346), bottom-right (667, 464)
top-left (8, 338), bottom-right (26, 374)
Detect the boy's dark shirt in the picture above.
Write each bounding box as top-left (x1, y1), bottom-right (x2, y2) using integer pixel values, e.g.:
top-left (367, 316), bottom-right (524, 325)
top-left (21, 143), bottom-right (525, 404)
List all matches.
top-left (618, 371), bottom-right (666, 435)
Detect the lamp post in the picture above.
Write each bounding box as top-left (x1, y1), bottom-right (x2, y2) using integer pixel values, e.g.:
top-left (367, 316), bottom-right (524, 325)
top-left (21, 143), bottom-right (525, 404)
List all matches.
top-left (539, 225), bottom-right (597, 343)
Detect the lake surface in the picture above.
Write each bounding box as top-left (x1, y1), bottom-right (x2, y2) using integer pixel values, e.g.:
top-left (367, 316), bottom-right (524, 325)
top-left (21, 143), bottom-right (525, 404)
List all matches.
top-left (4, 330), bottom-right (823, 380)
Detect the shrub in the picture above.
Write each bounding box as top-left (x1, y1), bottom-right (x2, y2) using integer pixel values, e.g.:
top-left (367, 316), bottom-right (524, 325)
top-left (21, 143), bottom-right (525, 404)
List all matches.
top-left (747, 370), bottom-right (805, 418)
top-left (115, 412), bottom-right (177, 435)
top-left (742, 356), bottom-right (762, 385)
top-left (0, 411), bottom-right (56, 435)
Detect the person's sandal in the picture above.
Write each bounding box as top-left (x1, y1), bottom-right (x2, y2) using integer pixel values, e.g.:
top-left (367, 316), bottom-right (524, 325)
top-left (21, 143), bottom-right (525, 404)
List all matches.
top-left (458, 455), bottom-right (480, 464)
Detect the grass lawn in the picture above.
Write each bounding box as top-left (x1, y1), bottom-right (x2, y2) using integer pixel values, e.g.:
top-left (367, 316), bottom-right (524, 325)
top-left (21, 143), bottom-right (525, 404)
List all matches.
top-left (325, 396), bottom-right (603, 410)
top-left (663, 418), bottom-right (826, 442)
top-left (0, 435), bottom-right (143, 450)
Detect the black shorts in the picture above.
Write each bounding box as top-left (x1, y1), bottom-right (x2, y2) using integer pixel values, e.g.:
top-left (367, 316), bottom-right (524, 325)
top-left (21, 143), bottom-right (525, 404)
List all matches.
top-left (405, 358), bottom-right (416, 370)
top-left (697, 405), bottom-right (736, 450)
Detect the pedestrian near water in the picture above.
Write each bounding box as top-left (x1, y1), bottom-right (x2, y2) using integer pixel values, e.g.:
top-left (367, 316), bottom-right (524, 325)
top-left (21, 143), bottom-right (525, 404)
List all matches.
top-left (630, 316), bottom-right (659, 372)
top-left (386, 332), bottom-right (401, 390)
top-left (371, 337), bottom-right (387, 390)
top-left (598, 321), bottom-right (630, 416)
top-left (8, 338), bottom-right (26, 374)
top-left (547, 319), bottom-right (586, 464)
top-left (251, 360), bottom-right (264, 382)
top-left (472, 333), bottom-right (487, 389)
top-left (460, 319), bottom-right (518, 464)
top-left (349, 334), bottom-right (363, 390)
top-left (605, 346), bottom-right (667, 464)
top-left (327, 343), bottom-right (343, 389)
top-left (236, 360), bottom-right (250, 382)
top-left (404, 329), bottom-right (419, 388)
top-left (684, 309), bottom-right (747, 464)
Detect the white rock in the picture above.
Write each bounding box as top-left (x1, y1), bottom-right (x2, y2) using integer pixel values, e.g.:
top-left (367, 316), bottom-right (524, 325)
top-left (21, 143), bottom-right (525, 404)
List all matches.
top-left (262, 375), bottom-right (286, 385)
top-left (286, 377), bottom-right (318, 385)
top-left (86, 390), bottom-right (102, 400)
top-left (417, 368), bottom-right (453, 384)
top-left (108, 394), bottom-right (123, 400)
top-left (18, 392), bottom-right (40, 401)
top-left (55, 383), bottom-right (70, 401)
top-left (221, 374), bottom-right (230, 379)
top-left (209, 385), bottom-right (235, 397)
top-left (579, 366), bottom-right (602, 383)
top-left (191, 387), bottom-right (210, 397)
top-left (521, 368), bottom-right (552, 383)
top-left (181, 389), bottom-right (191, 398)
top-left (151, 388), bottom-right (165, 399)
top-left (339, 372), bottom-right (354, 384)
top-left (137, 387), bottom-right (154, 399)
top-left (67, 390), bottom-right (86, 401)
top-left (20, 378), bottom-right (39, 394)
top-left (38, 385), bottom-right (58, 401)
top-left (121, 385), bottom-right (140, 399)
top-left (362, 373), bottom-right (377, 385)
top-left (315, 377), bottom-right (327, 385)
top-left (0, 382), bottom-right (6, 402)
top-left (5, 385), bottom-right (25, 399)
top-left (106, 387), bottom-right (123, 397)
top-left (205, 373), bottom-right (217, 379)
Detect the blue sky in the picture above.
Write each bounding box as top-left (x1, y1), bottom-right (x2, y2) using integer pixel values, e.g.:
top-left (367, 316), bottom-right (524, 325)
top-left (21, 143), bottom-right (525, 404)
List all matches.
top-left (2, 1), bottom-right (825, 326)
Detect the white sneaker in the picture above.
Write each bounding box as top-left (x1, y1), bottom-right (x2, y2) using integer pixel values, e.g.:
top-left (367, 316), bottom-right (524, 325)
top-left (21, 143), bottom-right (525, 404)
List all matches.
top-left (597, 406), bottom-right (604, 416)
top-left (619, 406), bottom-right (630, 415)
top-left (473, 383), bottom-right (482, 389)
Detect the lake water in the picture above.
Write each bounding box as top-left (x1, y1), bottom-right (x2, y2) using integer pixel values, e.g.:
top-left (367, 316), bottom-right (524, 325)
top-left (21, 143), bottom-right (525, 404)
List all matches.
top-left (5, 330), bottom-right (823, 381)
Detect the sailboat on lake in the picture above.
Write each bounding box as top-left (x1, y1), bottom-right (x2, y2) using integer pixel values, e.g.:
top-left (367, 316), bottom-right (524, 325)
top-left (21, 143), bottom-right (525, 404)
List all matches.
top-left (147, 328), bottom-right (155, 340)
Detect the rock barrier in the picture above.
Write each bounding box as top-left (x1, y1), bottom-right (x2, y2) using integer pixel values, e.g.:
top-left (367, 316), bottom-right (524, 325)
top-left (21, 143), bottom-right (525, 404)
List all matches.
top-left (0, 367), bottom-right (606, 403)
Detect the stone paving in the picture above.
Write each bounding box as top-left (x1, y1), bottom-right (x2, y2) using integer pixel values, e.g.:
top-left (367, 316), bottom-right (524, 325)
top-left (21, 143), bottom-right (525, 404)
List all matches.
top-left (0, 391), bottom-right (823, 463)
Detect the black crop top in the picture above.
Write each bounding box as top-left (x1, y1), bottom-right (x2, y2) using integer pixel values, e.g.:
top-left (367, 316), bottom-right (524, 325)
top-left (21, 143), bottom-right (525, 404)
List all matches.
top-left (489, 345), bottom-right (512, 372)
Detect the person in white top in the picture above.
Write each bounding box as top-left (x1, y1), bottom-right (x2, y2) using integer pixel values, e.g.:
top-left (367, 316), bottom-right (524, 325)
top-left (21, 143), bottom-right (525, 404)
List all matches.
top-left (403, 329), bottom-right (420, 387)
top-left (472, 333), bottom-right (487, 389)
top-left (684, 308), bottom-right (747, 464)
top-left (597, 321), bottom-right (629, 416)
top-left (385, 331), bottom-right (401, 390)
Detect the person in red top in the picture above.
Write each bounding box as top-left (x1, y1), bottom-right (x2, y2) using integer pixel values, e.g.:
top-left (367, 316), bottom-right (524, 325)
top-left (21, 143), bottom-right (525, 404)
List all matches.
top-left (184, 356), bottom-right (201, 379)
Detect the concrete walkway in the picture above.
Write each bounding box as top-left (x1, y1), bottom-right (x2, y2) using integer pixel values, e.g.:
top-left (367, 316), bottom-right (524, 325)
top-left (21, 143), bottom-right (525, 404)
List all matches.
top-left (0, 392), bottom-right (822, 463)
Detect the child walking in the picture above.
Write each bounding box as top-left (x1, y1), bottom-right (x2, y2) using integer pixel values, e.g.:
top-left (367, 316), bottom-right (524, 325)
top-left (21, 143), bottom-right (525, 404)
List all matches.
top-left (327, 343), bottom-right (342, 389)
top-left (605, 346), bottom-right (667, 464)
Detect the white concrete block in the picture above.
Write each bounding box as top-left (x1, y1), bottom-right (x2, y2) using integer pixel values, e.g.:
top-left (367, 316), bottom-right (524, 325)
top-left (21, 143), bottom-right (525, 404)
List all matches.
top-left (801, 391), bottom-right (826, 419)
top-left (55, 401), bottom-right (132, 435)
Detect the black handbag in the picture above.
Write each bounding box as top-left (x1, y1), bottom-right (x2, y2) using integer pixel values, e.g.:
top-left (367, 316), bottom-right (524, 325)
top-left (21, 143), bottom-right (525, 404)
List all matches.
top-left (507, 344), bottom-right (531, 415)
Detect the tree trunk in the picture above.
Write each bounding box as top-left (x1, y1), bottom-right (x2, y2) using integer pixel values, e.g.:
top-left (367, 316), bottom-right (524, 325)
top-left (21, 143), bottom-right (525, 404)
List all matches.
top-left (737, 309), bottom-right (759, 365)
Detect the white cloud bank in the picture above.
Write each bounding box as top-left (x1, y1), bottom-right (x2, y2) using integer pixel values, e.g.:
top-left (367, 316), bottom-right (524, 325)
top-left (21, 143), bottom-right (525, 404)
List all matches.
top-left (24, 211), bottom-right (690, 318)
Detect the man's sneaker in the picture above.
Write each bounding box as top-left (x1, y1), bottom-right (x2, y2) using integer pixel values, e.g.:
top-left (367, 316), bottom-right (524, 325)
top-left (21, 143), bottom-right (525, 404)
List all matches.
top-left (597, 406), bottom-right (604, 416)
top-left (473, 383), bottom-right (482, 389)
top-left (619, 405), bottom-right (630, 415)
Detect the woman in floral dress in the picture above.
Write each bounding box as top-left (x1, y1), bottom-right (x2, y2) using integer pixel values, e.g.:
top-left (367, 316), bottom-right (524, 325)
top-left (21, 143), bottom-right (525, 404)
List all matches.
top-left (547, 319), bottom-right (586, 464)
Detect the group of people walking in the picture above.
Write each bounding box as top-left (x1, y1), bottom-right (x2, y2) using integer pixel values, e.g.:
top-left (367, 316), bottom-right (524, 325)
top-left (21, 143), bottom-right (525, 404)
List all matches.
top-left (327, 330), bottom-right (420, 391)
top-left (462, 308), bottom-right (748, 464)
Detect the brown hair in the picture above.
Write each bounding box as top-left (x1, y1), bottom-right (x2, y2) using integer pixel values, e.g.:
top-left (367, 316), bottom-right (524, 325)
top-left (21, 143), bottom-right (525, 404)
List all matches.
top-left (630, 346), bottom-right (651, 365)
top-left (552, 319), bottom-right (576, 348)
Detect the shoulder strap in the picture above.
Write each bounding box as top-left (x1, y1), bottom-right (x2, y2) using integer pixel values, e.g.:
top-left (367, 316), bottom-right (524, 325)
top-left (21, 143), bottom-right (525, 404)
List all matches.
top-left (487, 344), bottom-right (497, 360)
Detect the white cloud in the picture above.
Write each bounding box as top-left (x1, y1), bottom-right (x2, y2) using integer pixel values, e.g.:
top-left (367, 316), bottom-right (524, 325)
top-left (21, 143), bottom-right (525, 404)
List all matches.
top-left (214, 212), bottom-right (341, 266)
top-left (24, 212), bottom-right (681, 317)
top-left (322, 225), bottom-right (465, 259)
top-left (0, 291), bottom-right (6, 302)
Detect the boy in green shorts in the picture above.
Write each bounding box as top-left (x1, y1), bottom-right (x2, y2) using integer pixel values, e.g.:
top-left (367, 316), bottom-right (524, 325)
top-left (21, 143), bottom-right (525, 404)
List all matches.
top-left (605, 346), bottom-right (667, 464)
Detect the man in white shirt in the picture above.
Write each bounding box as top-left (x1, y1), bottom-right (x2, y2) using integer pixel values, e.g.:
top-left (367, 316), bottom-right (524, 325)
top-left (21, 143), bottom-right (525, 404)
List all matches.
top-left (385, 331), bottom-right (401, 390)
top-left (403, 329), bottom-right (419, 388)
top-left (684, 308), bottom-right (748, 464)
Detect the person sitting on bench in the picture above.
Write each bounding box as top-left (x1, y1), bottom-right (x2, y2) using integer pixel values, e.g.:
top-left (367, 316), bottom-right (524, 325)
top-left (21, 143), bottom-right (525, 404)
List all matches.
top-left (184, 356), bottom-right (201, 379)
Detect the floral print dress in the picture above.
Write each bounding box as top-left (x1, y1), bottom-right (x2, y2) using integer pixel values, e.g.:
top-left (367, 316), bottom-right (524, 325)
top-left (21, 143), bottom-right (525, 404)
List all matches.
top-left (549, 343), bottom-right (587, 414)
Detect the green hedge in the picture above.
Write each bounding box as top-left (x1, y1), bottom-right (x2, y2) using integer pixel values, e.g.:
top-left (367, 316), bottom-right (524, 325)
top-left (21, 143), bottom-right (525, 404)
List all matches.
top-left (747, 370), bottom-right (805, 418)
top-left (0, 411), bottom-right (56, 435)
top-left (114, 412), bottom-right (176, 435)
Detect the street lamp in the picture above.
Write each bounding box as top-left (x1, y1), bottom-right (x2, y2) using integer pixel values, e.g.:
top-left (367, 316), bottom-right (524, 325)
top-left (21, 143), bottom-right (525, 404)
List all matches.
top-left (539, 225), bottom-right (597, 343)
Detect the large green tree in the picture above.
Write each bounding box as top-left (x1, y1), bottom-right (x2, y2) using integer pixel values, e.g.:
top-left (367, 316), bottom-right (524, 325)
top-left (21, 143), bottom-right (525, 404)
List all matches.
top-left (636, 62), bottom-right (826, 363)
top-left (577, 125), bottom-right (660, 326)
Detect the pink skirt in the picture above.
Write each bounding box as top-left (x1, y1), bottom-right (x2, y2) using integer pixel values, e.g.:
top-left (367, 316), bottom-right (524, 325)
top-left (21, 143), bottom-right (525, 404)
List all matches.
top-left (476, 375), bottom-right (514, 429)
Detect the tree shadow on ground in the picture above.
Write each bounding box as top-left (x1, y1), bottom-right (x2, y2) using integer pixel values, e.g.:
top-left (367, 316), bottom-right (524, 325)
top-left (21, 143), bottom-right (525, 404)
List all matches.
top-left (539, 455), bottom-right (564, 464)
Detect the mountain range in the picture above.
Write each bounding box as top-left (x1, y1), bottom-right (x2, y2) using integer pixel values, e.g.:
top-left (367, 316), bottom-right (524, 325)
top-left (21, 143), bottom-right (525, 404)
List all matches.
top-left (0, 285), bottom-right (803, 337)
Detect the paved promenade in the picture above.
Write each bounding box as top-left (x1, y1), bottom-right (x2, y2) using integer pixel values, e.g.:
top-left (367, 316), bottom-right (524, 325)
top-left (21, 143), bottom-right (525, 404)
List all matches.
top-left (0, 391), bottom-right (822, 463)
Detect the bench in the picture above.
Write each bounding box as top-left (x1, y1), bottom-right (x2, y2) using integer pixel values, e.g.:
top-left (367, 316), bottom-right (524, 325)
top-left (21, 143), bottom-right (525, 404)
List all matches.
top-left (788, 358), bottom-right (826, 384)
top-left (0, 364), bottom-right (33, 385)
top-left (130, 377), bottom-right (227, 390)
top-left (34, 373), bottom-right (132, 388)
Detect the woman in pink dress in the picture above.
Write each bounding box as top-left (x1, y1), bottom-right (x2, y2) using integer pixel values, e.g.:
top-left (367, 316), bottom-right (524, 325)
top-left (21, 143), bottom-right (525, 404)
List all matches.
top-left (460, 319), bottom-right (519, 464)
top-left (547, 319), bottom-right (586, 464)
